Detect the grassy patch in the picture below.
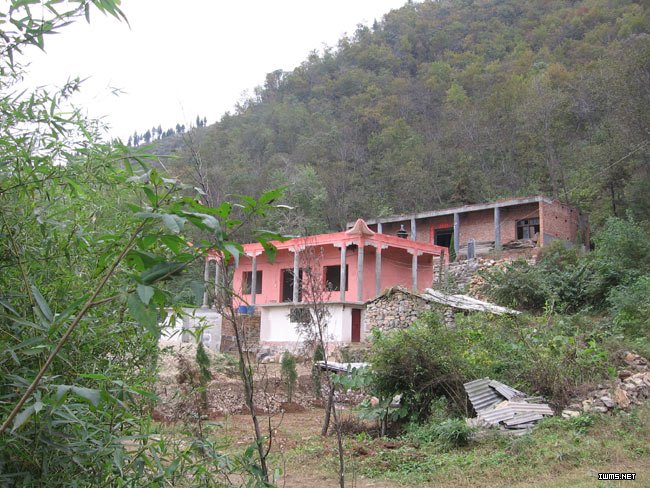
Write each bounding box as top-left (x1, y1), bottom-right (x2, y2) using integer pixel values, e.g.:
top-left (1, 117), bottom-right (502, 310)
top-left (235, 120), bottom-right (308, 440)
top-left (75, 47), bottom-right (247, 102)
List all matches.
top-left (303, 403), bottom-right (650, 487)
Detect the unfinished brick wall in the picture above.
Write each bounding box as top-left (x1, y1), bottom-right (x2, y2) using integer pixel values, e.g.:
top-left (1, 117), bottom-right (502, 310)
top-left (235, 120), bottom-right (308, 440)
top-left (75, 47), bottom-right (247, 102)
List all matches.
top-left (220, 313), bottom-right (261, 352)
top-left (540, 200), bottom-right (589, 247)
top-left (370, 199), bottom-right (588, 250)
top-left (379, 204), bottom-right (541, 247)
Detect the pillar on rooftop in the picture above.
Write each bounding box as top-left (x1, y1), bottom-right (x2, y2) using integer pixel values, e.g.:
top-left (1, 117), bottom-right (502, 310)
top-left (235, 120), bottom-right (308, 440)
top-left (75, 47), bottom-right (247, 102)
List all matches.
top-left (251, 254), bottom-right (258, 306)
top-left (292, 247), bottom-right (300, 304)
top-left (409, 250), bottom-right (422, 290)
top-left (339, 243), bottom-right (347, 302)
top-left (202, 258), bottom-right (210, 307)
top-left (453, 212), bottom-right (460, 258)
top-left (377, 222), bottom-right (383, 234)
top-left (357, 241), bottom-right (364, 302)
top-left (374, 245), bottom-right (385, 297)
top-left (494, 206), bottom-right (501, 251)
top-left (213, 259), bottom-right (220, 309)
top-left (410, 217), bottom-right (416, 240)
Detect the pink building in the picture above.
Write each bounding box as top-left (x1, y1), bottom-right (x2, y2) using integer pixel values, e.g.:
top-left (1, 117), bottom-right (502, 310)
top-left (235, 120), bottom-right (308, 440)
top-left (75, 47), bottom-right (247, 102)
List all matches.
top-left (211, 219), bottom-right (447, 349)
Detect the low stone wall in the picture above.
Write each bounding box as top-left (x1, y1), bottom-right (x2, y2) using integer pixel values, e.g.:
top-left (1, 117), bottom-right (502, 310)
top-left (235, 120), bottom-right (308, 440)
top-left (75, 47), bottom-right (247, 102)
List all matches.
top-left (220, 313), bottom-right (261, 352)
top-left (364, 288), bottom-right (433, 334)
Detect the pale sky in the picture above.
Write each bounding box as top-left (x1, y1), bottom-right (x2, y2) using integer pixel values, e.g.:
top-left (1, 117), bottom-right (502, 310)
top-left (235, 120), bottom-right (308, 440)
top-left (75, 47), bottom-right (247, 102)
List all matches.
top-left (21, 0), bottom-right (411, 141)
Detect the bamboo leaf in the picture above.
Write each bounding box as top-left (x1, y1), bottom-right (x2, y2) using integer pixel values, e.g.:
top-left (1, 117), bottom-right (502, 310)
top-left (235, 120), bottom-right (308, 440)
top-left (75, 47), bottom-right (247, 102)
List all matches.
top-left (71, 386), bottom-right (101, 407)
top-left (31, 285), bottom-right (53, 323)
top-left (11, 405), bottom-right (35, 432)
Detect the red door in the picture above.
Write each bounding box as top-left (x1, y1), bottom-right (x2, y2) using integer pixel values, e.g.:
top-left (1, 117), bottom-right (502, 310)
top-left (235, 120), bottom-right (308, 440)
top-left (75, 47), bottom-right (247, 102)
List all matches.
top-left (351, 309), bottom-right (361, 343)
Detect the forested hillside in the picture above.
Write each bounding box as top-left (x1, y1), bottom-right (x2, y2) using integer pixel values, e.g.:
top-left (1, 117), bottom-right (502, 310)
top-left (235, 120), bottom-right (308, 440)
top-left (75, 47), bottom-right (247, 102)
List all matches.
top-left (160, 0), bottom-right (649, 234)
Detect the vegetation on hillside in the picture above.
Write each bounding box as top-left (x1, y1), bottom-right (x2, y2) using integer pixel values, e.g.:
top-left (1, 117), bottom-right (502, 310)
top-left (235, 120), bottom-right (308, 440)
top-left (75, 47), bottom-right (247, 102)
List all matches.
top-left (159, 0), bottom-right (649, 234)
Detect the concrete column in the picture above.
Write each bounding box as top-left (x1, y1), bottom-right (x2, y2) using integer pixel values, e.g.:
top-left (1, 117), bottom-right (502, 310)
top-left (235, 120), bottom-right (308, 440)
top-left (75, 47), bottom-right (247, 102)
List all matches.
top-left (292, 249), bottom-right (300, 304)
top-left (377, 222), bottom-right (383, 234)
top-left (494, 206), bottom-right (501, 251)
top-left (410, 217), bottom-right (417, 240)
top-left (375, 247), bottom-right (382, 297)
top-left (453, 212), bottom-right (460, 258)
top-left (411, 252), bottom-right (418, 290)
top-left (202, 259), bottom-right (210, 307)
top-left (357, 242), bottom-right (364, 302)
top-left (250, 255), bottom-right (257, 306)
top-left (340, 244), bottom-right (347, 302)
top-left (213, 261), bottom-right (220, 309)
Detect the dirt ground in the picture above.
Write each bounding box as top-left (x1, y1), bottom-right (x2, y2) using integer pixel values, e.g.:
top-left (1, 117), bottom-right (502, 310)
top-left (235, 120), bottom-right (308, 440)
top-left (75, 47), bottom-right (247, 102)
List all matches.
top-left (216, 410), bottom-right (403, 488)
top-left (156, 347), bottom-right (650, 487)
top-left (214, 408), bottom-right (650, 488)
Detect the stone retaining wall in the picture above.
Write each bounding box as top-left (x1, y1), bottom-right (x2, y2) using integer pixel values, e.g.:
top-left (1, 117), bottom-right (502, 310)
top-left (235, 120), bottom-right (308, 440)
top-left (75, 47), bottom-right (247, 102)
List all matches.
top-left (364, 288), bottom-right (433, 333)
top-left (220, 313), bottom-right (261, 352)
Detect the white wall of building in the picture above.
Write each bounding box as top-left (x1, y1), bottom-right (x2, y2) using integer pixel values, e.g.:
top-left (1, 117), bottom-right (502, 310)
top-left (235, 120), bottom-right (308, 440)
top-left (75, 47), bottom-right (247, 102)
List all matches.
top-left (260, 304), bottom-right (360, 346)
top-left (159, 307), bottom-right (222, 351)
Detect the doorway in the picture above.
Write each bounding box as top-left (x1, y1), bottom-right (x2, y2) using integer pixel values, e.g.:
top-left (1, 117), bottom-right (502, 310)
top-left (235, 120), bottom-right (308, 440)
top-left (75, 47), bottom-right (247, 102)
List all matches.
top-left (351, 309), bottom-right (361, 343)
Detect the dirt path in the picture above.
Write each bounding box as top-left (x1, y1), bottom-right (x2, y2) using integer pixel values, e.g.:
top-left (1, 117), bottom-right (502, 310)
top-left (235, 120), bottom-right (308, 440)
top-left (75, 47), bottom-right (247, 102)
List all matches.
top-left (217, 410), bottom-right (402, 488)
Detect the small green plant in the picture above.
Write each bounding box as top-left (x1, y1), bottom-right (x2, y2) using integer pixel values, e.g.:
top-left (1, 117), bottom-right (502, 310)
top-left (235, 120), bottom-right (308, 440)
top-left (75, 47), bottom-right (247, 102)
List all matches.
top-left (196, 340), bottom-right (213, 409)
top-left (569, 414), bottom-right (594, 434)
top-left (432, 418), bottom-right (474, 448)
top-left (281, 351), bottom-right (298, 403)
top-left (311, 345), bottom-right (324, 398)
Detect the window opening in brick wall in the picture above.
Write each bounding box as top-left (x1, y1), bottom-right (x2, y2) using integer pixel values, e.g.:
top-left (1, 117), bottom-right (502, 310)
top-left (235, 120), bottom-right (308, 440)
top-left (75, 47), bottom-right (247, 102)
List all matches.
top-left (434, 227), bottom-right (454, 247)
top-left (516, 218), bottom-right (540, 240)
top-left (243, 270), bottom-right (262, 294)
top-left (324, 265), bottom-right (348, 291)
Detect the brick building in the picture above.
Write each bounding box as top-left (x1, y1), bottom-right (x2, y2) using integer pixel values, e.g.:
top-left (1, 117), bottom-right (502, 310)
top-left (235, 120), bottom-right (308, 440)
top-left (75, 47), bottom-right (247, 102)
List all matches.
top-left (350, 196), bottom-right (589, 259)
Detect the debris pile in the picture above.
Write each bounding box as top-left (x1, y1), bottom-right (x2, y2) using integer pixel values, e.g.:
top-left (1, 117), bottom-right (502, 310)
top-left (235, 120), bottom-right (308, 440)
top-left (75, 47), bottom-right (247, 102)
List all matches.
top-left (563, 351), bottom-right (650, 417)
top-left (457, 256), bottom-right (536, 297)
top-left (502, 239), bottom-right (537, 250)
top-left (422, 288), bottom-right (520, 315)
top-left (465, 378), bottom-right (554, 432)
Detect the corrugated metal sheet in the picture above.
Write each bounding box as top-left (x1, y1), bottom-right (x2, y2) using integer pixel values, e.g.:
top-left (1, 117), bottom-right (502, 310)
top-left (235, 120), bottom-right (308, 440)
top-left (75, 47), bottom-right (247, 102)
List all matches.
top-left (464, 378), bottom-right (503, 413)
top-left (507, 402), bottom-right (554, 415)
top-left (504, 413), bottom-right (543, 426)
top-left (488, 380), bottom-right (525, 400)
top-left (477, 407), bottom-right (517, 425)
top-left (465, 377), bottom-right (555, 428)
top-left (315, 361), bottom-right (368, 373)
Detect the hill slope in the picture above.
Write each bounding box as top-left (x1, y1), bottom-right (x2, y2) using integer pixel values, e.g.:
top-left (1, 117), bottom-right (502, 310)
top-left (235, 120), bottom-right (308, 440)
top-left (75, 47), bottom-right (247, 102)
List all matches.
top-left (161, 0), bottom-right (650, 234)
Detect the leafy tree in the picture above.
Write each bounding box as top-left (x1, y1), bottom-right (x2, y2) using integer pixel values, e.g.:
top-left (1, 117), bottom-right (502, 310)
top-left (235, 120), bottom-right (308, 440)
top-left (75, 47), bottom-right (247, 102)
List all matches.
top-left (0, 2), bottom-right (283, 484)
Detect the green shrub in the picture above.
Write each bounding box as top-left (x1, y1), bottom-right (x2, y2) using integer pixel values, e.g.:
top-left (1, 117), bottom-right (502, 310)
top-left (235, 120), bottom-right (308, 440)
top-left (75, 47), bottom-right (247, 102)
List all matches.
top-left (591, 215), bottom-right (650, 289)
top-left (281, 352), bottom-right (298, 403)
top-left (479, 258), bottom-right (550, 311)
top-left (369, 314), bottom-right (469, 420)
top-left (608, 276), bottom-right (650, 337)
top-left (369, 311), bottom-right (614, 420)
top-left (433, 418), bottom-right (475, 448)
top-left (480, 242), bottom-right (600, 314)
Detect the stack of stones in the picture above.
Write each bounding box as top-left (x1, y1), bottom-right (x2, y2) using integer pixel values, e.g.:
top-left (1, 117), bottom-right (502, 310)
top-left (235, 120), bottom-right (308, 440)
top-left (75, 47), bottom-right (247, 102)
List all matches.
top-left (364, 287), bottom-right (432, 333)
top-left (563, 352), bottom-right (650, 417)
